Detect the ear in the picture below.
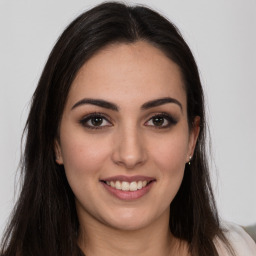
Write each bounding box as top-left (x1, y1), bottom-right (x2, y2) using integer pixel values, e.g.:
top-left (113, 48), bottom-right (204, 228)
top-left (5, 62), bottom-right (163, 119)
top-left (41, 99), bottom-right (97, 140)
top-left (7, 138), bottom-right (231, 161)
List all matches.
top-left (186, 116), bottom-right (200, 163)
top-left (54, 139), bottom-right (64, 165)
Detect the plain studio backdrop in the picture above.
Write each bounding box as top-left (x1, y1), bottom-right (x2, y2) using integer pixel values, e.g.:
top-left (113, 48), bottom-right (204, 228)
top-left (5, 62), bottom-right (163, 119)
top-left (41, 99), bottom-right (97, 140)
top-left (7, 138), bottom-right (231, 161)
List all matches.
top-left (0, 0), bottom-right (255, 238)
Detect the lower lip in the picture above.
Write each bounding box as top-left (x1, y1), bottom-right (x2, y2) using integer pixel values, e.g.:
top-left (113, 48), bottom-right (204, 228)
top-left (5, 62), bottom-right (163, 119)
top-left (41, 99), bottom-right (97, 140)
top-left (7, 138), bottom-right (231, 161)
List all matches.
top-left (101, 181), bottom-right (154, 200)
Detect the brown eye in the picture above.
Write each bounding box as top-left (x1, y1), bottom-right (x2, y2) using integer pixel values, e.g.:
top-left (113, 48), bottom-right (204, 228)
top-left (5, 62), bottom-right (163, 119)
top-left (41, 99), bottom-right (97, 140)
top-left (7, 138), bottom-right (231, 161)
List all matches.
top-left (80, 113), bottom-right (112, 129)
top-left (145, 113), bottom-right (177, 128)
top-left (152, 116), bottom-right (165, 126)
top-left (91, 116), bottom-right (104, 126)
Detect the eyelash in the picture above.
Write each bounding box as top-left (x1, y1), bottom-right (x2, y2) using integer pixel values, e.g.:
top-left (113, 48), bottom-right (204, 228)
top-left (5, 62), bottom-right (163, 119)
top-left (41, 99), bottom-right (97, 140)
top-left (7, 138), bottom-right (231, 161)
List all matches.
top-left (145, 113), bottom-right (177, 128)
top-left (79, 112), bottom-right (177, 130)
top-left (79, 112), bottom-right (112, 130)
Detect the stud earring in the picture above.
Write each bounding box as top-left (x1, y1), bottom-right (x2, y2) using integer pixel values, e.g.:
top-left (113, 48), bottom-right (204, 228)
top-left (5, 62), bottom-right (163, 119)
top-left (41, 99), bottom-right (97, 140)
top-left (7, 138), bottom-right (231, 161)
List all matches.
top-left (188, 156), bottom-right (192, 165)
top-left (55, 154), bottom-right (61, 162)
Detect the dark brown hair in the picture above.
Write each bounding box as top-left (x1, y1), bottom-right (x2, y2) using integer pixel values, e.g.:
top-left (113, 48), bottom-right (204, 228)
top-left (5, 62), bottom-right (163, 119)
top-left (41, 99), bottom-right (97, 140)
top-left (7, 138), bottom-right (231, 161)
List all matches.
top-left (1, 2), bottom-right (234, 256)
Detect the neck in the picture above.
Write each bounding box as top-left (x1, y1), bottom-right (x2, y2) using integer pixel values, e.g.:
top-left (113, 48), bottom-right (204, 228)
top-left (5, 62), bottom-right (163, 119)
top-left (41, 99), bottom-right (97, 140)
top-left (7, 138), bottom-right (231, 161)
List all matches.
top-left (77, 209), bottom-right (185, 256)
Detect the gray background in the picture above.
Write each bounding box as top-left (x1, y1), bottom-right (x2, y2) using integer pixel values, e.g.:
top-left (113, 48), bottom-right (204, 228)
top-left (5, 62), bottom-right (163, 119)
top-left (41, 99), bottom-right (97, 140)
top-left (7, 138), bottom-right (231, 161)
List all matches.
top-left (0, 0), bottom-right (255, 237)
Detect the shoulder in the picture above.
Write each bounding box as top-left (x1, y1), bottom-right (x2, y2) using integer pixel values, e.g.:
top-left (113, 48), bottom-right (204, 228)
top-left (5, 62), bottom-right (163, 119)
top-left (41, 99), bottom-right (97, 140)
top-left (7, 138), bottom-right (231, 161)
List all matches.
top-left (215, 221), bottom-right (256, 256)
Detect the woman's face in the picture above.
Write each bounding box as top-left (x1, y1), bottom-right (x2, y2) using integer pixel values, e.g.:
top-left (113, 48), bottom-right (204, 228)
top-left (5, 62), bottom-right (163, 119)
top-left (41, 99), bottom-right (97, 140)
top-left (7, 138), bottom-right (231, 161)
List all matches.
top-left (56, 41), bottom-right (199, 231)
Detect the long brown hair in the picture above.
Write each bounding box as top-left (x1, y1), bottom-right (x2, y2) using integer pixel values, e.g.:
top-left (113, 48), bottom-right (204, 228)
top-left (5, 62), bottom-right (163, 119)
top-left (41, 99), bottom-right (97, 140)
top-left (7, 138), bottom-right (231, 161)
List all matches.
top-left (1, 2), bottom-right (234, 256)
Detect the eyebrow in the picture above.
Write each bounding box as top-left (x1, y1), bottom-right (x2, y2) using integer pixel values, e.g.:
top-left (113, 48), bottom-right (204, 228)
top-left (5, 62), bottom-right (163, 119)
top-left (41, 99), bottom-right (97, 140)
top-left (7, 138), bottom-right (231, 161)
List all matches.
top-left (71, 98), bottom-right (119, 111)
top-left (141, 97), bottom-right (183, 111)
top-left (71, 97), bottom-right (182, 111)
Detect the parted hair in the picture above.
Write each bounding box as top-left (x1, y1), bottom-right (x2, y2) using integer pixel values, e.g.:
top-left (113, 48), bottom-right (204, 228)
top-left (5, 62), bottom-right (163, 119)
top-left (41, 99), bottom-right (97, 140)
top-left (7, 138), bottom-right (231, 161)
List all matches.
top-left (1, 2), bottom-right (234, 256)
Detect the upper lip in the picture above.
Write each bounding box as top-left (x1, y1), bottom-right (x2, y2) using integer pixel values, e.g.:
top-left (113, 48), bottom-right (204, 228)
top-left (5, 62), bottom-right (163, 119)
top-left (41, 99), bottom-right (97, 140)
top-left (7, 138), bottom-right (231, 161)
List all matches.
top-left (101, 175), bottom-right (156, 183)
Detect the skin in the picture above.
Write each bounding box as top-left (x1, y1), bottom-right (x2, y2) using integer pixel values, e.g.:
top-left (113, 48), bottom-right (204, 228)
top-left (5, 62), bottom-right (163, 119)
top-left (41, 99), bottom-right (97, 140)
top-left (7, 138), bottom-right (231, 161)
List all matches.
top-left (55, 41), bottom-right (200, 256)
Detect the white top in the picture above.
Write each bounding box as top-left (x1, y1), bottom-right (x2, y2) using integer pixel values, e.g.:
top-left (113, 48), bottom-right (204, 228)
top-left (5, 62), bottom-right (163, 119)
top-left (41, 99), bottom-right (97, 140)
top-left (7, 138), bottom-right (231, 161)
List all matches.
top-left (215, 222), bottom-right (256, 255)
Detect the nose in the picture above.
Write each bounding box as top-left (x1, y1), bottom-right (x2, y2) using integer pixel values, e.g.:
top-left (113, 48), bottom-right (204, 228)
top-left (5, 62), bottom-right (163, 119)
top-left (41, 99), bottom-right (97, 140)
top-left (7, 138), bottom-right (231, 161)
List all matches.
top-left (111, 125), bottom-right (147, 169)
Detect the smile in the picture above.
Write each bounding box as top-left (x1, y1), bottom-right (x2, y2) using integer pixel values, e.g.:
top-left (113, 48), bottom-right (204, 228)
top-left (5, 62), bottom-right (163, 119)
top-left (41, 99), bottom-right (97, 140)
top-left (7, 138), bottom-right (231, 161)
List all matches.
top-left (105, 180), bottom-right (149, 191)
top-left (100, 175), bottom-right (156, 200)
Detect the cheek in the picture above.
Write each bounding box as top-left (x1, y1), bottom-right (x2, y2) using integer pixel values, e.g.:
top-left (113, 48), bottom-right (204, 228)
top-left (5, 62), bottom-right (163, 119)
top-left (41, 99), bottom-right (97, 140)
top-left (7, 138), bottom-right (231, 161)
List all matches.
top-left (150, 132), bottom-right (189, 173)
top-left (60, 131), bottom-right (111, 181)
top-left (60, 133), bottom-right (113, 209)
top-left (148, 131), bottom-right (189, 200)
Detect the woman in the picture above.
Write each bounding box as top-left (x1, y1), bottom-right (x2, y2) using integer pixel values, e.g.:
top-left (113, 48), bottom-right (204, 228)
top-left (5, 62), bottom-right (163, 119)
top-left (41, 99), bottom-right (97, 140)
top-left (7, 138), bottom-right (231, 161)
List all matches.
top-left (1, 2), bottom-right (255, 256)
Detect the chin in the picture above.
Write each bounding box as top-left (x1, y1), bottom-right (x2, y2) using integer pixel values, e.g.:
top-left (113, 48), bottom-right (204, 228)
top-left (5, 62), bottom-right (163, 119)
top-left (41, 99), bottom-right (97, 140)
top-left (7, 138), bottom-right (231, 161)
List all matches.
top-left (102, 207), bottom-right (167, 231)
top-left (106, 217), bottom-right (151, 231)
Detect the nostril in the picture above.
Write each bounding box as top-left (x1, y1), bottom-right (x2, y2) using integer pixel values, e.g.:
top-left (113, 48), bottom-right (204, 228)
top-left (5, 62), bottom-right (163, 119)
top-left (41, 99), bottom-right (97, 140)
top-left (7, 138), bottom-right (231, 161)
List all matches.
top-left (112, 151), bottom-right (147, 169)
top-left (111, 133), bottom-right (147, 168)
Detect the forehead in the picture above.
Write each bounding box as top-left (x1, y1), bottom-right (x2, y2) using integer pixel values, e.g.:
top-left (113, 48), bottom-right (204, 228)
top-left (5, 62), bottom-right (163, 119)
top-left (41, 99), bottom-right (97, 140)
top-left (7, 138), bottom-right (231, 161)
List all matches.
top-left (66, 41), bottom-right (186, 109)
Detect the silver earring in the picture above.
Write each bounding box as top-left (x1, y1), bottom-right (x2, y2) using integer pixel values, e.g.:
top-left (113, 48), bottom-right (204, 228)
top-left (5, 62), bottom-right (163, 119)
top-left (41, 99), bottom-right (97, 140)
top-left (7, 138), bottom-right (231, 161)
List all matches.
top-left (188, 156), bottom-right (192, 165)
top-left (55, 154), bottom-right (61, 162)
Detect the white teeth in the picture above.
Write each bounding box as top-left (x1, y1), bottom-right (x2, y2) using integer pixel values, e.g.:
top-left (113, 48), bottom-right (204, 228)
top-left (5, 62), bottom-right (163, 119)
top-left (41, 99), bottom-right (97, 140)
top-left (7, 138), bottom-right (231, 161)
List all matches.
top-left (129, 181), bottom-right (137, 191)
top-left (105, 180), bottom-right (149, 191)
top-left (121, 181), bottom-right (130, 191)
top-left (116, 181), bottom-right (122, 190)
